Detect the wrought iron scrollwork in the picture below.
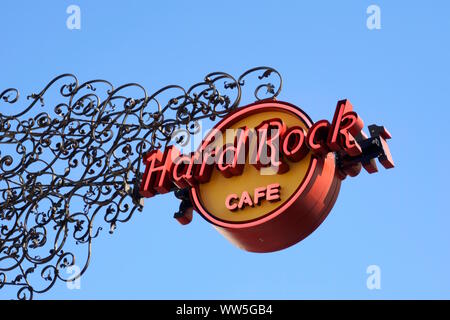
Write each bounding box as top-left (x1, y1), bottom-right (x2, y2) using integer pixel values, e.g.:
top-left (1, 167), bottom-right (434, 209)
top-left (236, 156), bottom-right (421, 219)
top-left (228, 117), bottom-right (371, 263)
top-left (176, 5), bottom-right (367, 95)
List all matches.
top-left (0, 66), bottom-right (282, 299)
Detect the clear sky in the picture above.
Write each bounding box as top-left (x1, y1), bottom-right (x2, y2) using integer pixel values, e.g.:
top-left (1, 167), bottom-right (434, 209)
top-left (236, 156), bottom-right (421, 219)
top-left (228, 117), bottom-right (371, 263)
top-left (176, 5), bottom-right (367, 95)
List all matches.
top-left (0, 0), bottom-right (449, 299)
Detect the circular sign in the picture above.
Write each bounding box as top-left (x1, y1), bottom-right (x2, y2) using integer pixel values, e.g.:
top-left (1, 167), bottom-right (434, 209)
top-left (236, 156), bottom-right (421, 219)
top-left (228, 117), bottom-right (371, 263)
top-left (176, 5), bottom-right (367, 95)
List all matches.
top-left (190, 101), bottom-right (342, 252)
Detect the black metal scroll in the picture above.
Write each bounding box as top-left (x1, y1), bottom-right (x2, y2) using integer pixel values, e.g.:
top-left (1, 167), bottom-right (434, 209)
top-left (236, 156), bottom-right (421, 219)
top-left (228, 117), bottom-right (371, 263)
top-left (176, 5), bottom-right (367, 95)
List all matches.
top-left (0, 67), bottom-right (282, 299)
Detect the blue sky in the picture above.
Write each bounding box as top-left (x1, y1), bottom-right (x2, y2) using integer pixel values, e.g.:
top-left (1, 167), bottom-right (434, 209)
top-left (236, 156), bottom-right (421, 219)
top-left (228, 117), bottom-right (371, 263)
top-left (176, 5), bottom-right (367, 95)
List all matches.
top-left (0, 0), bottom-right (449, 299)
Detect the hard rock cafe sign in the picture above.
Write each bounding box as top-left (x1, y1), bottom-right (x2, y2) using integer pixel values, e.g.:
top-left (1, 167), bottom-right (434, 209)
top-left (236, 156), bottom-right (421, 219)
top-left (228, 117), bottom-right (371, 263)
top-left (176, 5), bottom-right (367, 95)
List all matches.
top-left (139, 99), bottom-right (394, 252)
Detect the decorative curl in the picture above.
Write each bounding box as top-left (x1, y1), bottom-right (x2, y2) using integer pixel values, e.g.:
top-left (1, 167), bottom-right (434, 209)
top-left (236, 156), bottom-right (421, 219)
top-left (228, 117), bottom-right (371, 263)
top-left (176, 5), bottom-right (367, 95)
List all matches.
top-left (0, 67), bottom-right (283, 299)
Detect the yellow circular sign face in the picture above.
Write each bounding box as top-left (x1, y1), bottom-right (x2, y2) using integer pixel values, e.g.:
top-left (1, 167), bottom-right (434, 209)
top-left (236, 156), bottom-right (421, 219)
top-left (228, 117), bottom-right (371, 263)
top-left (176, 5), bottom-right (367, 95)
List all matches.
top-left (196, 106), bottom-right (313, 223)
